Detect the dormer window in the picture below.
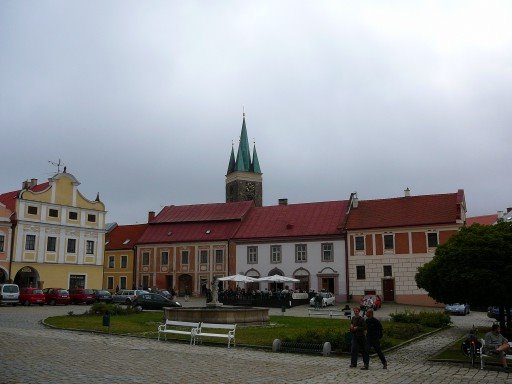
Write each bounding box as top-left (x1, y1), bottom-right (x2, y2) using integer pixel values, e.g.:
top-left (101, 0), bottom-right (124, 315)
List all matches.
top-left (123, 239), bottom-right (130, 245)
top-left (87, 214), bottom-right (96, 223)
top-left (27, 206), bottom-right (38, 215)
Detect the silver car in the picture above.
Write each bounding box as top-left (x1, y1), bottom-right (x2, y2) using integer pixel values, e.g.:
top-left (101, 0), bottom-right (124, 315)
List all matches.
top-left (112, 289), bottom-right (149, 304)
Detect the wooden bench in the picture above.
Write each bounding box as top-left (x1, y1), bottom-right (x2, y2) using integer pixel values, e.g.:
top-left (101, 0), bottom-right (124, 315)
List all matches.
top-left (479, 338), bottom-right (512, 370)
top-left (157, 320), bottom-right (200, 345)
top-left (195, 322), bottom-right (237, 348)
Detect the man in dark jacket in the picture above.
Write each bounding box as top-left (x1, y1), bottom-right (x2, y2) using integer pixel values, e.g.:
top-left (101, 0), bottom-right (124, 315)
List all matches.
top-left (350, 307), bottom-right (369, 369)
top-left (365, 308), bottom-right (387, 369)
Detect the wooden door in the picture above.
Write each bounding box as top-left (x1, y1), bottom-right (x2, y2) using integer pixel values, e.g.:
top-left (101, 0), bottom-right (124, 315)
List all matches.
top-left (382, 279), bottom-right (395, 301)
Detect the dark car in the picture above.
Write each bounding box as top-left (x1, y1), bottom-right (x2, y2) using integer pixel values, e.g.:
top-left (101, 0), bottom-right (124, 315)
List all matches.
top-left (132, 292), bottom-right (182, 311)
top-left (42, 288), bottom-right (71, 305)
top-left (487, 306), bottom-right (512, 319)
top-left (69, 288), bottom-right (96, 304)
top-left (93, 289), bottom-right (113, 303)
top-left (19, 287), bottom-right (45, 306)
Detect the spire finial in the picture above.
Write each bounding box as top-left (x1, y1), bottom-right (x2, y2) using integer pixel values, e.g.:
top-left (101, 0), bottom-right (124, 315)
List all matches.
top-left (243, 106), bottom-right (245, 118)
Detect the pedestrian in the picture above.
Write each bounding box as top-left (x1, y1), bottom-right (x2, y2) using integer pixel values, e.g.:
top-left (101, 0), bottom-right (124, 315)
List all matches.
top-left (365, 308), bottom-right (387, 369)
top-left (349, 307), bottom-right (369, 370)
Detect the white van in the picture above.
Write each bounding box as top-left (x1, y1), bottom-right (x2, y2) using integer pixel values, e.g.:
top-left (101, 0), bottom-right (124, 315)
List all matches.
top-left (0, 284), bottom-right (20, 306)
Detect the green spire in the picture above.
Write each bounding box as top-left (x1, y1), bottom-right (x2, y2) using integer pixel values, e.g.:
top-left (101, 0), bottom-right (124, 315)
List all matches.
top-left (251, 143), bottom-right (261, 173)
top-left (234, 141), bottom-right (246, 171)
top-left (238, 114), bottom-right (251, 171)
top-left (227, 143), bottom-right (236, 174)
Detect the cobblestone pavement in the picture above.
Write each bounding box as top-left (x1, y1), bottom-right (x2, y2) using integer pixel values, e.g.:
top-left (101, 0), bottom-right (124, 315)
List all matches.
top-left (0, 301), bottom-right (510, 383)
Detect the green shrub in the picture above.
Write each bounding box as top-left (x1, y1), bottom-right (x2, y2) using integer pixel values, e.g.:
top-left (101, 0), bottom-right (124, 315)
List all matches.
top-left (384, 322), bottom-right (423, 339)
top-left (390, 310), bottom-right (450, 328)
top-left (284, 328), bottom-right (352, 352)
top-left (88, 302), bottom-right (137, 316)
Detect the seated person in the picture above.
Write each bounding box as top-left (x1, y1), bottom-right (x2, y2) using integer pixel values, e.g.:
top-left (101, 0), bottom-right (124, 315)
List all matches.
top-left (484, 324), bottom-right (510, 370)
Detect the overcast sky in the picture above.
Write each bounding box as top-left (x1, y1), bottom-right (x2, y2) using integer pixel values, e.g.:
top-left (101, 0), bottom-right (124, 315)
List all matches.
top-left (1, 1), bottom-right (511, 224)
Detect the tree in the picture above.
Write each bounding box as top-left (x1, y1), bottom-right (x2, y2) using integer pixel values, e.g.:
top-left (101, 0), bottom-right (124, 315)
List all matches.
top-left (416, 222), bottom-right (512, 331)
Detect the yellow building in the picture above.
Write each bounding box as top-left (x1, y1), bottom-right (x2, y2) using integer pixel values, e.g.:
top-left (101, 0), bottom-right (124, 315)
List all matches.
top-left (0, 171), bottom-right (106, 289)
top-left (104, 223), bottom-right (147, 292)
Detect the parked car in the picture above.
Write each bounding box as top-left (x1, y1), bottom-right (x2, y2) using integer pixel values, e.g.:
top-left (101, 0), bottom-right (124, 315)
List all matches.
top-left (19, 287), bottom-right (45, 306)
top-left (0, 284), bottom-right (20, 306)
top-left (69, 288), bottom-right (96, 304)
top-left (131, 292), bottom-right (182, 311)
top-left (93, 289), bottom-right (113, 303)
top-left (42, 288), bottom-right (71, 305)
top-left (487, 306), bottom-right (512, 319)
top-left (360, 294), bottom-right (382, 310)
top-left (112, 289), bottom-right (148, 304)
top-left (445, 303), bottom-right (470, 316)
top-left (309, 291), bottom-right (335, 307)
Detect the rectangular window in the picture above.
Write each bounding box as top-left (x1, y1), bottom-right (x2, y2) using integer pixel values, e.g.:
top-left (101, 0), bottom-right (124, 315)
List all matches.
top-left (25, 234), bottom-right (36, 251)
top-left (427, 232), bottom-right (438, 248)
top-left (356, 265), bottom-right (366, 280)
top-left (108, 256), bottom-right (115, 268)
top-left (355, 236), bottom-right (365, 251)
top-left (48, 208), bottom-right (59, 218)
top-left (271, 245), bottom-right (281, 263)
top-left (120, 276), bottom-right (127, 290)
top-left (200, 250), bottom-right (208, 264)
top-left (142, 252), bottom-right (150, 266)
top-left (107, 276), bottom-right (114, 290)
top-left (87, 214), bottom-right (96, 223)
top-left (161, 251), bottom-right (169, 265)
top-left (247, 246), bottom-right (258, 264)
top-left (68, 211), bottom-right (78, 220)
top-left (27, 205), bottom-right (38, 215)
top-left (295, 244), bottom-right (307, 262)
top-left (322, 243), bottom-right (333, 262)
top-left (181, 250), bottom-right (189, 265)
top-left (0, 234), bottom-right (5, 252)
top-left (215, 249), bottom-right (224, 264)
top-left (384, 234), bottom-right (394, 250)
top-left (86, 240), bottom-right (94, 254)
top-left (121, 255), bottom-right (127, 268)
top-left (47, 236), bottom-right (56, 252)
top-left (383, 265), bottom-right (392, 277)
top-left (67, 238), bottom-right (76, 253)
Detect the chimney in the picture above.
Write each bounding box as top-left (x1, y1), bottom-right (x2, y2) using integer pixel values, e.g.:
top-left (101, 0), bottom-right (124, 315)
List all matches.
top-left (22, 180), bottom-right (30, 189)
top-left (352, 192), bottom-right (358, 208)
top-left (148, 211), bottom-right (155, 222)
top-left (404, 187), bottom-right (411, 197)
top-left (278, 198), bottom-right (288, 206)
top-left (30, 178), bottom-right (37, 187)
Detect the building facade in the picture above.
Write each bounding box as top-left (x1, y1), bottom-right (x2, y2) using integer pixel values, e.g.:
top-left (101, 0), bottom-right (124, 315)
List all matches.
top-left (135, 201), bottom-right (253, 296)
top-left (0, 172), bottom-right (106, 289)
top-left (345, 189), bottom-right (466, 306)
top-left (104, 223), bottom-right (147, 292)
top-left (0, 203), bottom-right (13, 283)
top-left (234, 200), bottom-right (349, 301)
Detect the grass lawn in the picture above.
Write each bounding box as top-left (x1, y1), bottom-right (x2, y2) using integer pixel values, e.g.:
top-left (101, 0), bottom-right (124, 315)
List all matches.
top-left (44, 311), bottom-right (438, 352)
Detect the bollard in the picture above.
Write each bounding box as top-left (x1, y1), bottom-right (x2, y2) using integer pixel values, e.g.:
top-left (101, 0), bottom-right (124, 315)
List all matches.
top-left (102, 313), bottom-right (111, 334)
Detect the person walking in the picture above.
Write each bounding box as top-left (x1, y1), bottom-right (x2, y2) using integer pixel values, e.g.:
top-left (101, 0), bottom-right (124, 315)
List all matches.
top-left (365, 308), bottom-right (387, 369)
top-left (349, 307), bottom-right (369, 370)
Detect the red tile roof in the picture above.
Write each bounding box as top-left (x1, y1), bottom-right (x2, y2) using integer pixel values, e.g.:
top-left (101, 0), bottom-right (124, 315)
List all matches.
top-left (106, 224), bottom-right (148, 250)
top-left (234, 201), bottom-right (349, 240)
top-left (152, 201), bottom-right (254, 223)
top-left (466, 214), bottom-right (497, 226)
top-left (0, 182), bottom-right (50, 212)
top-left (345, 191), bottom-right (464, 230)
top-left (138, 221), bottom-right (243, 244)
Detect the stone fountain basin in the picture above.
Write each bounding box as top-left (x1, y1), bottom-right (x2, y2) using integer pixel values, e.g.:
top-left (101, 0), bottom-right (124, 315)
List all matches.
top-left (163, 306), bottom-right (269, 325)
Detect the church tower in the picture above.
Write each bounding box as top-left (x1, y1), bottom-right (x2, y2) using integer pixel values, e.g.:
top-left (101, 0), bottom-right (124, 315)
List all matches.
top-left (225, 113), bottom-right (263, 206)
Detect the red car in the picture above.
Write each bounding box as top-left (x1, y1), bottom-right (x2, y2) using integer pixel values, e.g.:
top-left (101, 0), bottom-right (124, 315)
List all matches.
top-left (69, 288), bottom-right (96, 304)
top-left (42, 288), bottom-right (71, 305)
top-left (19, 287), bottom-right (46, 306)
top-left (360, 294), bottom-right (382, 310)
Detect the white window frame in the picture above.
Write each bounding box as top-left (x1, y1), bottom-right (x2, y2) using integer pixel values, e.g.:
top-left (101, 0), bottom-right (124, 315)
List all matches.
top-left (161, 251), bottom-right (169, 265)
top-left (108, 255), bottom-right (115, 268)
top-left (215, 249), bottom-right (224, 264)
top-left (47, 236), bottom-right (57, 252)
top-left (67, 238), bottom-right (77, 253)
top-left (107, 276), bottom-right (114, 290)
top-left (25, 234), bottom-right (36, 251)
top-left (121, 255), bottom-right (128, 268)
top-left (427, 231), bottom-right (439, 249)
top-left (383, 233), bottom-right (394, 252)
top-left (181, 250), bottom-right (189, 265)
top-left (321, 243), bottom-right (333, 262)
top-left (0, 234), bottom-right (4, 252)
top-left (247, 246), bottom-right (258, 264)
top-left (295, 244), bottom-right (307, 262)
top-left (86, 240), bottom-right (95, 254)
top-left (270, 245), bottom-right (281, 263)
top-left (200, 249), bottom-right (208, 264)
top-left (355, 235), bottom-right (365, 252)
top-left (120, 276), bottom-right (127, 290)
top-left (142, 252), bottom-right (150, 266)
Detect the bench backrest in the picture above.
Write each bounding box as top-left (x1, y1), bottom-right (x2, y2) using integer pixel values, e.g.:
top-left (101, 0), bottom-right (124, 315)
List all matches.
top-left (200, 322), bottom-right (236, 331)
top-left (165, 320), bottom-right (200, 328)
